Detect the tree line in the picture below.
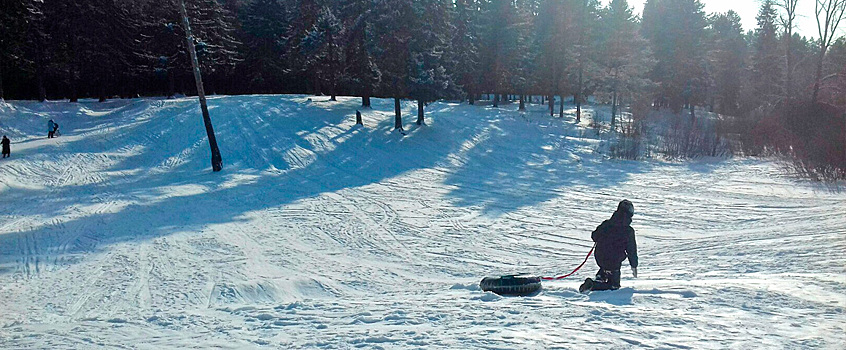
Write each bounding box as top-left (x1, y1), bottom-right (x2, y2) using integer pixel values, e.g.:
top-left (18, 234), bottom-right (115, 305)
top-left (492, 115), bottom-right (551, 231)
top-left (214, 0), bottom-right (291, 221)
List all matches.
top-left (1, 0), bottom-right (844, 128)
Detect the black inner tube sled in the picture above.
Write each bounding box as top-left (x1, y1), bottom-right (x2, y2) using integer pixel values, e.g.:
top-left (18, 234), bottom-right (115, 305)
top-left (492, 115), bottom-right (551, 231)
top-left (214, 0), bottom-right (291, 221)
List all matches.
top-left (480, 275), bottom-right (542, 296)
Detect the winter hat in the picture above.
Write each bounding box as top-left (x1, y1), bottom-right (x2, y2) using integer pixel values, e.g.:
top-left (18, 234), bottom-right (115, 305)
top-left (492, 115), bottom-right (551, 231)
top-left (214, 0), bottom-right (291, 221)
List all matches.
top-left (617, 199), bottom-right (634, 216)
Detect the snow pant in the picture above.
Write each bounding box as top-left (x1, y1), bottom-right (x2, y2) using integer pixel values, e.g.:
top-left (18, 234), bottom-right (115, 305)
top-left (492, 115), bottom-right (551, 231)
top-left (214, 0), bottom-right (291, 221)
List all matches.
top-left (591, 269), bottom-right (621, 291)
top-left (48, 131), bottom-right (54, 138)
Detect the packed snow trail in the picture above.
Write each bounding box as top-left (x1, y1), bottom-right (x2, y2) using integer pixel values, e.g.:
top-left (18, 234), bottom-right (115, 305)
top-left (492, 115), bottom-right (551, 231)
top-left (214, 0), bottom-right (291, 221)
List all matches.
top-left (0, 96), bottom-right (844, 349)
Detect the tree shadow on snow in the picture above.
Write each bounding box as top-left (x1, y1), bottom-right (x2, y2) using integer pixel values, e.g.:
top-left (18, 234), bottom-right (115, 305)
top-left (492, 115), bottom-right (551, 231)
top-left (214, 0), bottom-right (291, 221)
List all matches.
top-left (0, 96), bottom-right (651, 276)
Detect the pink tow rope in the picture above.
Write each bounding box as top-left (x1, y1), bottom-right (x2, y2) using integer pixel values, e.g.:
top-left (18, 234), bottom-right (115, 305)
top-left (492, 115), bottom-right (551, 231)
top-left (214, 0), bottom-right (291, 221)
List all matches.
top-left (540, 243), bottom-right (596, 281)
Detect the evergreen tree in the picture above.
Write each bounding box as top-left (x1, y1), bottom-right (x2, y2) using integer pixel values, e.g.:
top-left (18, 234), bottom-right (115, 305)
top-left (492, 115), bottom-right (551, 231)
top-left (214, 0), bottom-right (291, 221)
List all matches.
top-left (239, 0), bottom-right (290, 93)
top-left (707, 11), bottom-right (747, 115)
top-left (533, 0), bottom-right (567, 116)
top-left (407, 0), bottom-right (454, 125)
top-left (751, 0), bottom-right (783, 107)
top-left (373, 0), bottom-right (414, 130)
top-left (565, 0), bottom-right (602, 122)
top-left (301, 5), bottom-right (345, 101)
top-left (287, 0), bottom-right (324, 94)
top-left (184, 0), bottom-right (243, 95)
top-left (642, 0), bottom-right (708, 116)
top-left (0, 0), bottom-right (35, 100)
top-left (479, 0), bottom-right (523, 108)
top-left (597, 0), bottom-right (654, 127)
top-left (510, 0), bottom-right (536, 112)
top-left (341, 0), bottom-right (381, 107)
top-left (139, 0), bottom-right (241, 97)
top-left (451, 0), bottom-right (482, 105)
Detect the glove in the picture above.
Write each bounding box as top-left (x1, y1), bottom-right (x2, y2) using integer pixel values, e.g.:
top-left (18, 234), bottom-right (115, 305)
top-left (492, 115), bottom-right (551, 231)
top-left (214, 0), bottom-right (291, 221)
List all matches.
top-left (631, 267), bottom-right (638, 278)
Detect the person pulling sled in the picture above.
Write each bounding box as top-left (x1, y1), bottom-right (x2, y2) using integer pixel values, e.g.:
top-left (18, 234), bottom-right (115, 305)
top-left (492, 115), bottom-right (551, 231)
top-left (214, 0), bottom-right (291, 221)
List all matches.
top-left (579, 199), bottom-right (638, 292)
top-left (48, 119), bottom-right (55, 138)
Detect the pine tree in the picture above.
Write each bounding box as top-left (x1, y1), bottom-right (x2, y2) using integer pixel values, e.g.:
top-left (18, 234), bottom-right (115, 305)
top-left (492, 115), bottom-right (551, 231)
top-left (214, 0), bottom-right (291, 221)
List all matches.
top-left (373, 0), bottom-right (415, 130)
top-left (341, 0), bottom-right (381, 107)
top-left (451, 0), bottom-right (482, 104)
top-left (239, 0), bottom-right (291, 93)
top-left (533, 0), bottom-right (566, 116)
top-left (140, 0), bottom-right (242, 97)
top-left (707, 11), bottom-right (746, 115)
top-left (479, 0), bottom-right (524, 108)
top-left (0, 0), bottom-right (33, 100)
top-left (184, 0), bottom-right (243, 95)
top-left (566, 0), bottom-right (602, 122)
top-left (301, 5), bottom-right (345, 101)
top-left (509, 1), bottom-right (536, 112)
top-left (597, 0), bottom-right (654, 127)
top-left (642, 0), bottom-right (708, 116)
top-left (751, 0), bottom-right (783, 107)
top-left (287, 0), bottom-right (324, 94)
top-left (407, 0), bottom-right (454, 125)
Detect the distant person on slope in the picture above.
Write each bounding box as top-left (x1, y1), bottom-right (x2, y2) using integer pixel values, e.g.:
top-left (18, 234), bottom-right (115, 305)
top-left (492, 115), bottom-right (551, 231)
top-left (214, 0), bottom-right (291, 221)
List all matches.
top-left (579, 199), bottom-right (638, 292)
top-left (48, 119), bottom-right (55, 138)
top-left (53, 122), bottom-right (60, 136)
top-left (1, 135), bottom-right (10, 158)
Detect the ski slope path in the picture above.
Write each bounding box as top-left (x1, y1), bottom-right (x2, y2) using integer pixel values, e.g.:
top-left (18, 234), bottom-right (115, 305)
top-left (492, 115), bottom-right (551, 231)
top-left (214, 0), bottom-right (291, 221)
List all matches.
top-left (0, 96), bottom-right (844, 349)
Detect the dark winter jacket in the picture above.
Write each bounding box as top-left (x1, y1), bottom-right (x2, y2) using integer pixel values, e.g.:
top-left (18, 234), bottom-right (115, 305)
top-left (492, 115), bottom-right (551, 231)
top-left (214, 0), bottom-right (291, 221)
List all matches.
top-left (1, 137), bottom-right (9, 153)
top-left (591, 210), bottom-right (638, 271)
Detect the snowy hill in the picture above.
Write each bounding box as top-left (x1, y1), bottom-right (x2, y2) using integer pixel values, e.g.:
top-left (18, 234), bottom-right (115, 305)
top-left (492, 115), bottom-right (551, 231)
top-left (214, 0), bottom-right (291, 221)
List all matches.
top-left (0, 95), bottom-right (844, 349)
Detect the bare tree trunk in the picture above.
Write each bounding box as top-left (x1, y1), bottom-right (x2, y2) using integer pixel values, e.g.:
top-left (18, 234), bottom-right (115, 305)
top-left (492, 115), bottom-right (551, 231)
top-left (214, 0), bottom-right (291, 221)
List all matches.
top-left (548, 95), bottom-right (554, 116)
top-left (811, 44), bottom-right (828, 104)
top-left (168, 69), bottom-right (176, 98)
top-left (417, 100), bottom-right (424, 125)
top-left (576, 97), bottom-right (581, 123)
top-left (812, 48), bottom-right (825, 103)
top-left (611, 68), bottom-right (619, 129)
top-left (611, 88), bottom-right (618, 129)
top-left (493, 93), bottom-right (499, 107)
top-left (576, 62), bottom-right (583, 123)
top-left (69, 78), bottom-right (78, 103)
top-left (0, 64), bottom-right (4, 101)
top-left (362, 95), bottom-right (371, 108)
top-left (329, 30), bottom-right (338, 102)
top-left (781, 0), bottom-right (798, 99)
top-left (519, 94), bottom-right (525, 111)
top-left (37, 71), bottom-right (46, 102)
top-left (559, 94), bottom-right (564, 118)
top-left (180, 0), bottom-right (222, 172)
top-left (98, 82), bottom-right (107, 103)
top-left (394, 97), bottom-right (403, 130)
top-left (812, 0), bottom-right (846, 102)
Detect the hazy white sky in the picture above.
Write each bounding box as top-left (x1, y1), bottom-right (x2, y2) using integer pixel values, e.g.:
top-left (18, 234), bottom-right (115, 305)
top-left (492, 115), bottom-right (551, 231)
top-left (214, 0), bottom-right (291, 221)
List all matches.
top-left (609, 0), bottom-right (837, 39)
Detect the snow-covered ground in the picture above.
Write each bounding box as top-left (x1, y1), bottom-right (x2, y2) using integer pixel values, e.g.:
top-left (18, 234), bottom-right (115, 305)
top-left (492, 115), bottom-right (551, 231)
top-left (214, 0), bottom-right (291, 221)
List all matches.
top-left (0, 95), bottom-right (844, 349)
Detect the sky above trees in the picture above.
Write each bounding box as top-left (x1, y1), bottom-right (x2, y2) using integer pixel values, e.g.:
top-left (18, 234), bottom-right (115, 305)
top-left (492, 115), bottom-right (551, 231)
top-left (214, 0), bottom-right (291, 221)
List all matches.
top-left (612, 0), bottom-right (829, 38)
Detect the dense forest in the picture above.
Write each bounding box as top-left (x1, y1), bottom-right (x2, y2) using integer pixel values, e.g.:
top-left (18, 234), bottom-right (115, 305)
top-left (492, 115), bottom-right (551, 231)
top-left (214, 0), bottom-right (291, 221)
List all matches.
top-left (1, 0), bottom-right (844, 177)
